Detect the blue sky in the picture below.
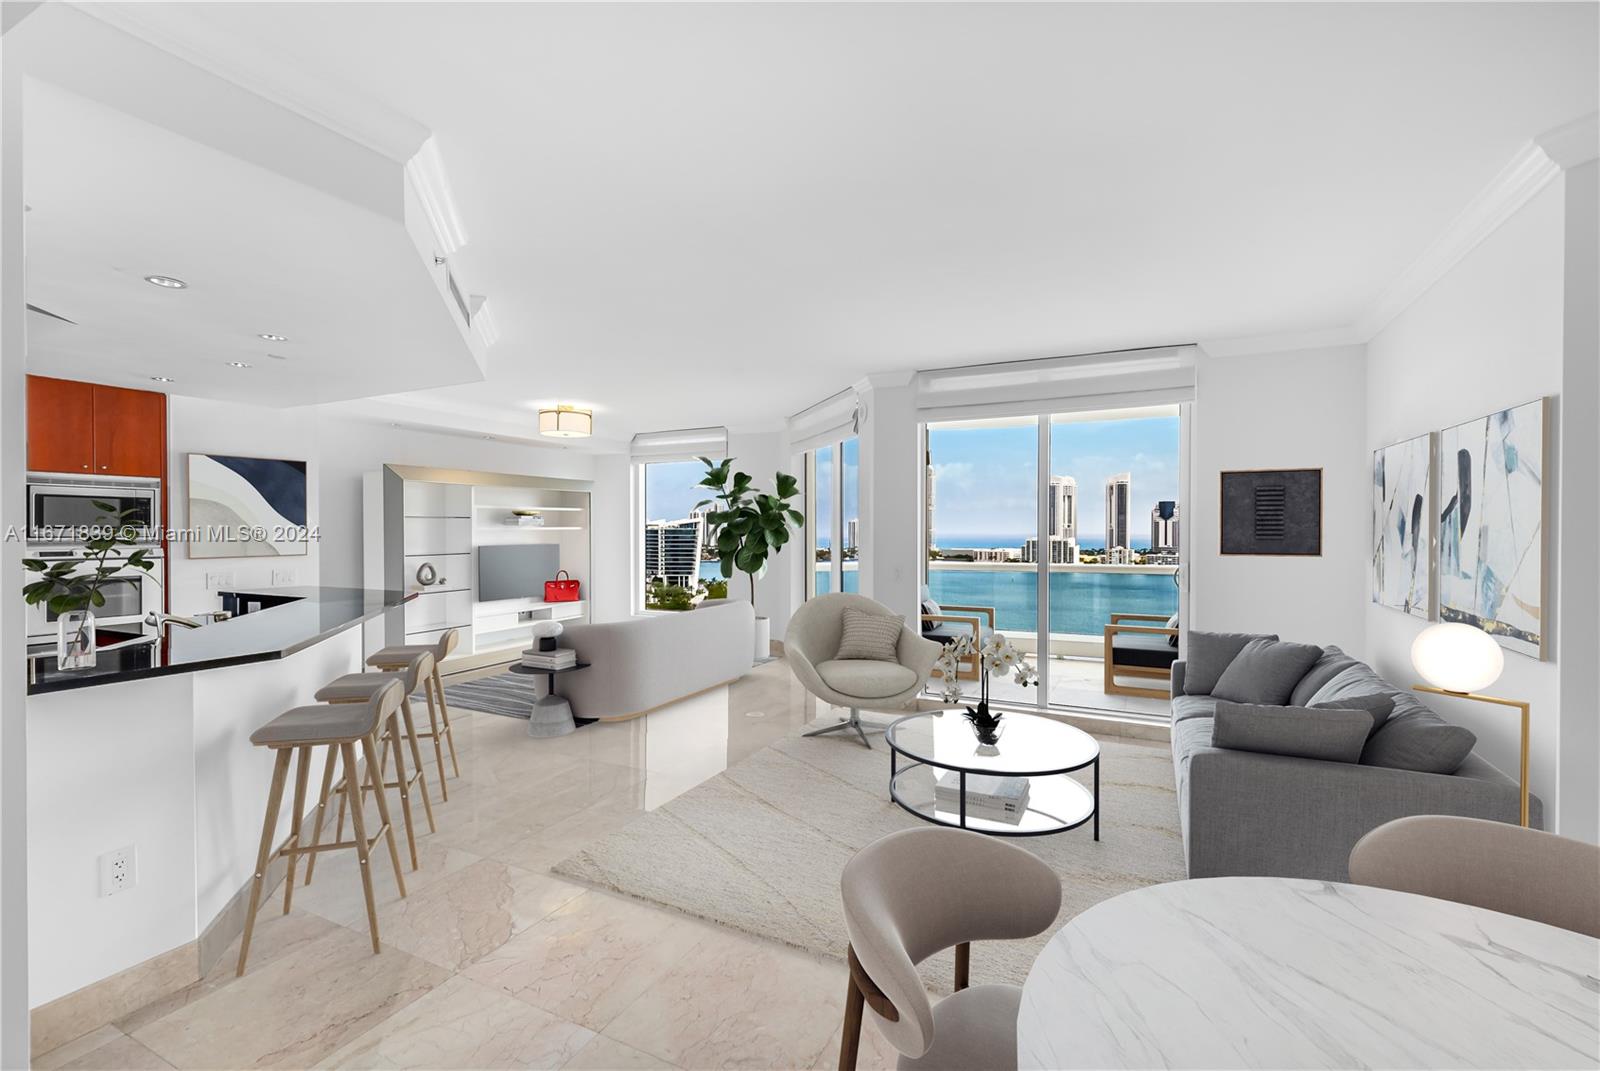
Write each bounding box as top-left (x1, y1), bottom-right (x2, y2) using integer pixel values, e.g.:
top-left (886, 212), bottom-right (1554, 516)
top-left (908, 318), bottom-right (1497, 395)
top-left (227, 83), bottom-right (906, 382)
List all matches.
top-left (929, 414), bottom-right (1179, 546)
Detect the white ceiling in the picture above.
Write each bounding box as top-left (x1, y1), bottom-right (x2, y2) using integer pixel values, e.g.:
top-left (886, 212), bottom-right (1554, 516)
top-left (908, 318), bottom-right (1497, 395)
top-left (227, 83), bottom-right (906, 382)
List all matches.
top-left (22, 3), bottom-right (1600, 437)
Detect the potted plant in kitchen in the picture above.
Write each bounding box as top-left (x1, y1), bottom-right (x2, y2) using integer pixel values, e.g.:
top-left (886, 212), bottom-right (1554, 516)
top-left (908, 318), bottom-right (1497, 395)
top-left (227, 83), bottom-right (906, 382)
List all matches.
top-left (695, 457), bottom-right (802, 661)
top-left (23, 503), bottom-right (158, 670)
top-left (931, 632), bottom-right (1039, 746)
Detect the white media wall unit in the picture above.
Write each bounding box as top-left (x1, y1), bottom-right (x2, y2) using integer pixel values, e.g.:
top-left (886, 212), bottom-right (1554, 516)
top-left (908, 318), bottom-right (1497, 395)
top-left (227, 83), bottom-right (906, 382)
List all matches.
top-left (363, 464), bottom-right (592, 670)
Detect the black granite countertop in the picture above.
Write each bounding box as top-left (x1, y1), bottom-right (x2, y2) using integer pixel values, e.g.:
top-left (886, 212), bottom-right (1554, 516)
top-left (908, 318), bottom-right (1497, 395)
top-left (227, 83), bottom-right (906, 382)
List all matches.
top-left (27, 587), bottom-right (414, 695)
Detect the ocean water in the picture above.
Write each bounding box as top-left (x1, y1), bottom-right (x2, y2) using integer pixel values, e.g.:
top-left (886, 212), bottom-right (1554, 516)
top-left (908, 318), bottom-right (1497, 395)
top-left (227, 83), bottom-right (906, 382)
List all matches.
top-left (703, 561), bottom-right (1176, 635)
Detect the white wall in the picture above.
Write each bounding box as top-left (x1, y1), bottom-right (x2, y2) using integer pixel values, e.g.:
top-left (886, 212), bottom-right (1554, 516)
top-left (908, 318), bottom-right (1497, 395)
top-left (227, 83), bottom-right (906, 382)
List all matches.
top-left (588, 453), bottom-right (632, 623)
top-left (1189, 345), bottom-right (1368, 653)
top-left (1365, 181), bottom-right (1573, 831)
top-left (164, 400), bottom-right (601, 616)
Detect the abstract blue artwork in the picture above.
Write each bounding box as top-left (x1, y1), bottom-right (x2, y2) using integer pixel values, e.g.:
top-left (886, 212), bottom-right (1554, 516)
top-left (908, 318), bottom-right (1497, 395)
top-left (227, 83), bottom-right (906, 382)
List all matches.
top-left (1372, 432), bottom-right (1432, 618)
top-left (1438, 398), bottom-right (1546, 659)
top-left (187, 454), bottom-right (310, 558)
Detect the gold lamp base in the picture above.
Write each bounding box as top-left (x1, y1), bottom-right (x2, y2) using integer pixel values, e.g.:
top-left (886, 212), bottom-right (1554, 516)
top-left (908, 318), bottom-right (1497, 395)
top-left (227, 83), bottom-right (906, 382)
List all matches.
top-left (1414, 685), bottom-right (1530, 827)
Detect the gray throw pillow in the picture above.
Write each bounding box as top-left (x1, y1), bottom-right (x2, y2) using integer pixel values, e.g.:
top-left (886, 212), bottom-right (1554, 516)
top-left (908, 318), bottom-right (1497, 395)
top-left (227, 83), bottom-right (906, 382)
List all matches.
top-left (919, 598), bottom-right (942, 634)
top-left (1361, 707), bottom-right (1477, 773)
top-left (837, 607), bottom-right (904, 662)
top-left (1210, 638), bottom-right (1325, 705)
top-left (1288, 645), bottom-right (1360, 707)
top-left (1311, 693), bottom-right (1395, 738)
top-left (1182, 631), bottom-right (1279, 695)
top-left (1212, 702), bottom-right (1374, 763)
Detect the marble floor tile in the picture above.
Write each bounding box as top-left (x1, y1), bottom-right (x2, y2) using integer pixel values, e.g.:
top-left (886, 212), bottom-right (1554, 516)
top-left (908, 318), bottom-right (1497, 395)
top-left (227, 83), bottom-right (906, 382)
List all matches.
top-left (370, 856), bottom-right (585, 971)
top-left (562, 1034), bottom-right (680, 1070)
top-left (291, 832), bottom-right (484, 931)
top-left (32, 1025), bottom-right (125, 1070)
top-left (491, 794), bottom-right (647, 874)
top-left (315, 975), bottom-right (595, 1069)
top-left (603, 926), bottom-right (846, 1070)
top-left (35, 1030), bottom-right (176, 1071)
top-left (113, 911), bottom-right (344, 1036)
top-left (131, 924), bottom-right (449, 1069)
top-left (809, 1016), bottom-right (901, 1071)
top-left (462, 890), bottom-right (712, 1032)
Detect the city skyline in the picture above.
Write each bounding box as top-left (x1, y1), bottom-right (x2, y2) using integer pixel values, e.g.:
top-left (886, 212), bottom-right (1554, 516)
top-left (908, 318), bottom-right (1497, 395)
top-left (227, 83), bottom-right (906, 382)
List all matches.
top-left (927, 414), bottom-right (1180, 543)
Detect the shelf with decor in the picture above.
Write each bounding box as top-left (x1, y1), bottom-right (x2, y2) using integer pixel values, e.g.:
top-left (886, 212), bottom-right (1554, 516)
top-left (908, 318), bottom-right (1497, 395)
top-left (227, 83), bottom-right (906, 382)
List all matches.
top-left (364, 465), bottom-right (592, 671)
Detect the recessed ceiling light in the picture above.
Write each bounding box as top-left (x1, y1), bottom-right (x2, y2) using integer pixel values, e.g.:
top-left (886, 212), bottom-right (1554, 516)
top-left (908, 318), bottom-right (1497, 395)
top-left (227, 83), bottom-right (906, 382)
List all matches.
top-left (267, 353), bottom-right (288, 361)
top-left (258, 333), bottom-right (288, 342)
top-left (481, 435), bottom-right (496, 441)
top-left (150, 376), bottom-right (175, 383)
top-left (144, 275), bottom-right (187, 289)
top-left (227, 361), bottom-right (252, 369)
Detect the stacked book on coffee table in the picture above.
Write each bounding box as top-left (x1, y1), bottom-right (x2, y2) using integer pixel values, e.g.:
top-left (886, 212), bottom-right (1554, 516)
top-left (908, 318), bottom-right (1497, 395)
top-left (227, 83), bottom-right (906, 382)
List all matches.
top-left (934, 771), bottom-right (1031, 825)
top-left (521, 646), bottom-right (577, 671)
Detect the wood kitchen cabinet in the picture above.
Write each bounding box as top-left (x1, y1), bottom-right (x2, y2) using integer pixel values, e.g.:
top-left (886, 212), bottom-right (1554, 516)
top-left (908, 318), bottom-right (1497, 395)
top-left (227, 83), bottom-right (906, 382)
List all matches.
top-left (27, 375), bottom-right (167, 478)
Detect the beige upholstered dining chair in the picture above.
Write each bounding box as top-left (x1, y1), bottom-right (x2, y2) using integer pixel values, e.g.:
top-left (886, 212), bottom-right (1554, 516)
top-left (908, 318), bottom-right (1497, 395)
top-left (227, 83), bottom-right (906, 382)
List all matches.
top-left (1349, 815), bottom-right (1600, 938)
top-left (836, 827), bottom-right (1062, 1070)
top-left (787, 593), bottom-right (942, 748)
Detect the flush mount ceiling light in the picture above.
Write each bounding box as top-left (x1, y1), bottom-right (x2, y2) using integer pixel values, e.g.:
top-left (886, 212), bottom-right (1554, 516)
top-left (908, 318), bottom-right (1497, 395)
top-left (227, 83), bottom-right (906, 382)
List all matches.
top-left (227, 361), bottom-right (252, 369)
top-left (144, 275), bottom-right (187, 289)
top-left (538, 405), bottom-right (592, 438)
top-left (258, 333), bottom-right (288, 342)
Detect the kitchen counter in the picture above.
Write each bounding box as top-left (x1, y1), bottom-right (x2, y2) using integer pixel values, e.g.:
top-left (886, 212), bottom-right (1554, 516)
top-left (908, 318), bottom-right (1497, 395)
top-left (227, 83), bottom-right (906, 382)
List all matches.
top-left (26, 586), bottom-right (413, 694)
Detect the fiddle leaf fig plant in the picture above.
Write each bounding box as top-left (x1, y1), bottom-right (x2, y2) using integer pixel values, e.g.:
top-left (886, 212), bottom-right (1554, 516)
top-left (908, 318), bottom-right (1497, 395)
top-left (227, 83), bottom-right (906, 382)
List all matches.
top-left (23, 502), bottom-right (160, 659)
top-left (694, 457), bottom-right (803, 615)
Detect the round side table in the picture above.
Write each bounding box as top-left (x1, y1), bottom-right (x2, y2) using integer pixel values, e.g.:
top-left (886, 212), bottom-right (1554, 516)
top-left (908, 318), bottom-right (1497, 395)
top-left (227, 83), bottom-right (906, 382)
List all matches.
top-left (508, 661), bottom-right (592, 737)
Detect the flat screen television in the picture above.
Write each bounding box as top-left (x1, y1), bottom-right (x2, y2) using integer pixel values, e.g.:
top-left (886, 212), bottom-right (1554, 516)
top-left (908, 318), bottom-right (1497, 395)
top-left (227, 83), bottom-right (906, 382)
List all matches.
top-left (477, 544), bottom-right (561, 602)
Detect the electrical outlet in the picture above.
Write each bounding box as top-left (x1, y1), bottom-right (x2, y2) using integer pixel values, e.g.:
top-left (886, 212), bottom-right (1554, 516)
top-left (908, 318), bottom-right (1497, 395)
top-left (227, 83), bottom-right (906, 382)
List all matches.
top-left (206, 570), bottom-right (235, 590)
top-left (271, 568), bottom-right (296, 586)
top-left (99, 845), bottom-right (136, 897)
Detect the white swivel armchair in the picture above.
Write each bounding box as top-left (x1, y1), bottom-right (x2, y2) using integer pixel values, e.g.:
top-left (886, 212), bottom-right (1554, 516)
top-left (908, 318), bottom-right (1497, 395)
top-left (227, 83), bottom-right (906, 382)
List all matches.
top-left (786, 593), bottom-right (942, 748)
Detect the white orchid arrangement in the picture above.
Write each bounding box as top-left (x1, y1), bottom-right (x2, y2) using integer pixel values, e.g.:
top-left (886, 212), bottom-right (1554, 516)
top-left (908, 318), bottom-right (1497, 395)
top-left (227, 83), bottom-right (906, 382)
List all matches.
top-left (931, 631), bottom-right (1039, 707)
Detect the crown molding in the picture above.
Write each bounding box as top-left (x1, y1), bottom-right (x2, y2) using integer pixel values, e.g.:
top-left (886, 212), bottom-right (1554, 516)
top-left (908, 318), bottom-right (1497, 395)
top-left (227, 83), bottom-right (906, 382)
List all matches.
top-left (469, 296), bottom-right (500, 349)
top-left (1198, 325), bottom-right (1364, 359)
top-left (75, 2), bottom-right (428, 163)
top-left (1536, 111), bottom-right (1600, 170)
top-left (405, 137), bottom-right (470, 256)
top-left (1355, 139), bottom-right (1563, 339)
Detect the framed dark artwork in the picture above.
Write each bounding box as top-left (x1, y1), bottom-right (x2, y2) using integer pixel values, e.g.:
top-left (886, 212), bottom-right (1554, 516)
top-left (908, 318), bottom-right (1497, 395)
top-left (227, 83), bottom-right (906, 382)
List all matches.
top-left (1220, 468), bottom-right (1322, 556)
top-left (187, 453), bottom-right (310, 558)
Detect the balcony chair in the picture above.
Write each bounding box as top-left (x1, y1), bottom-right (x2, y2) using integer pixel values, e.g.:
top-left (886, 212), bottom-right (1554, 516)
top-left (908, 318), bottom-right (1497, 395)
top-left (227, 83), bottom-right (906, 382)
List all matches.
top-left (787, 593), bottom-right (942, 748)
top-left (1102, 612), bottom-right (1178, 698)
top-left (918, 586), bottom-right (995, 682)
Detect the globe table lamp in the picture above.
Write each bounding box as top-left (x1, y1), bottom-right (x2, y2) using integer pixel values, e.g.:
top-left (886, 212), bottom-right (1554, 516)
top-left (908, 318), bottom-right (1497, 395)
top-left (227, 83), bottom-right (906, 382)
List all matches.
top-left (1411, 623), bottom-right (1529, 826)
top-left (530, 619), bottom-right (564, 653)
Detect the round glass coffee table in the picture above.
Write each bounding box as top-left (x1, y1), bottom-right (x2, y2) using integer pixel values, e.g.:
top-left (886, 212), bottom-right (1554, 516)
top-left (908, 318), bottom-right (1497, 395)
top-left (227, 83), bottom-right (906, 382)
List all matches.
top-left (885, 710), bottom-right (1099, 838)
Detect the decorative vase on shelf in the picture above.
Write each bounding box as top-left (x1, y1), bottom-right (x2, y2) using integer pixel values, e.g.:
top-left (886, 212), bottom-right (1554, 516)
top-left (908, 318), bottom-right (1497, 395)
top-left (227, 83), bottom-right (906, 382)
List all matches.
top-left (57, 609), bottom-right (96, 670)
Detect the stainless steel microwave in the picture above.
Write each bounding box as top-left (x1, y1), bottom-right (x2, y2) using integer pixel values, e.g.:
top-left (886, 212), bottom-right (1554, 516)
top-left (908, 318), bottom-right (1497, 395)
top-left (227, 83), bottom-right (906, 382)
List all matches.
top-left (27, 473), bottom-right (162, 545)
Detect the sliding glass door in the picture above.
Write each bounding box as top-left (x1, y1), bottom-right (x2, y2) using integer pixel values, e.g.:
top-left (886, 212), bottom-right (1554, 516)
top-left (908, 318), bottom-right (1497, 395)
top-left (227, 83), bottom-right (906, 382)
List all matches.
top-left (923, 406), bottom-right (1182, 715)
top-left (805, 437), bottom-right (860, 597)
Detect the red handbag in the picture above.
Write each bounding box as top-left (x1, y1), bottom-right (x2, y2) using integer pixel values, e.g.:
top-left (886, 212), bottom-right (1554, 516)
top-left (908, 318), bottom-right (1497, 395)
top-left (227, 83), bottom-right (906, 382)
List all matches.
top-left (544, 570), bottom-right (581, 602)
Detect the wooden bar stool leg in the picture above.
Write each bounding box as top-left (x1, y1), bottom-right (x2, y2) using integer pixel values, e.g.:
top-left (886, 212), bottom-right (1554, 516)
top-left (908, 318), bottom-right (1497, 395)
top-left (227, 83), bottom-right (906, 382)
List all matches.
top-left (341, 741), bottom-right (383, 954)
top-left (433, 667), bottom-right (460, 778)
top-left (303, 745), bottom-right (340, 887)
top-left (237, 749), bottom-right (292, 977)
top-left (362, 732), bottom-right (407, 897)
top-left (331, 730), bottom-right (379, 848)
top-left (386, 712), bottom-right (419, 871)
top-left (400, 697), bottom-right (436, 833)
top-left (421, 677), bottom-right (450, 802)
top-left (281, 746), bottom-right (312, 915)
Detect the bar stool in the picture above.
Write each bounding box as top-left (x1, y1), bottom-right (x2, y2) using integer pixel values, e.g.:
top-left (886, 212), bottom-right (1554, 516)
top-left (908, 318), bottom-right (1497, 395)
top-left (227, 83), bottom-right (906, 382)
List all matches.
top-left (237, 680), bottom-right (407, 976)
top-left (368, 628), bottom-right (461, 799)
top-left (306, 651), bottom-right (437, 878)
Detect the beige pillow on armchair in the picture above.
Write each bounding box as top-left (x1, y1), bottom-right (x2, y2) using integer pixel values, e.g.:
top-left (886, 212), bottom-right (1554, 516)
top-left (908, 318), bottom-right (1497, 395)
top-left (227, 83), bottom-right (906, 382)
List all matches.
top-left (836, 607), bottom-right (904, 661)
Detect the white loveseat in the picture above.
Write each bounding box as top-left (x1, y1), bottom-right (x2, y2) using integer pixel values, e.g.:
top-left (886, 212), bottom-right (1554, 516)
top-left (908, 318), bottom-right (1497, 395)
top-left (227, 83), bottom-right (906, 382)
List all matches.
top-left (557, 600), bottom-right (756, 721)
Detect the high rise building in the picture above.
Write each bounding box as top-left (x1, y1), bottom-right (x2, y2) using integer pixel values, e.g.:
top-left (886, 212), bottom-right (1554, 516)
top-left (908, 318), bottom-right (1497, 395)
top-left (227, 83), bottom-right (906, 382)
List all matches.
top-left (1150, 500), bottom-right (1180, 552)
top-left (1022, 536), bottom-right (1079, 564)
top-left (925, 459), bottom-right (936, 552)
top-left (846, 518), bottom-right (859, 554)
top-left (1104, 472), bottom-right (1131, 552)
top-left (643, 518), bottom-right (704, 587)
top-left (689, 503), bottom-right (714, 553)
top-left (1048, 475), bottom-right (1077, 541)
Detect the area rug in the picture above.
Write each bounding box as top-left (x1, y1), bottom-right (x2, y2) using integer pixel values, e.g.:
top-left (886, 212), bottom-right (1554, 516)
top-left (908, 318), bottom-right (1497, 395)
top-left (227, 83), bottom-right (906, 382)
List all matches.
top-left (420, 671), bottom-right (536, 721)
top-left (554, 727), bottom-right (1185, 988)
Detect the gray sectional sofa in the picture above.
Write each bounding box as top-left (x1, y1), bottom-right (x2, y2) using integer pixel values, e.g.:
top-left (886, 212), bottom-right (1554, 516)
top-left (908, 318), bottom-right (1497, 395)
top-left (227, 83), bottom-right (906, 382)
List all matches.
top-left (1171, 640), bottom-right (1537, 881)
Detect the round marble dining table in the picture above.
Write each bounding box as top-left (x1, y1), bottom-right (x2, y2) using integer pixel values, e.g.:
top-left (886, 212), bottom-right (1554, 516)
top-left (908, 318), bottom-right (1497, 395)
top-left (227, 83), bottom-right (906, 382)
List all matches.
top-left (1018, 876), bottom-right (1600, 1070)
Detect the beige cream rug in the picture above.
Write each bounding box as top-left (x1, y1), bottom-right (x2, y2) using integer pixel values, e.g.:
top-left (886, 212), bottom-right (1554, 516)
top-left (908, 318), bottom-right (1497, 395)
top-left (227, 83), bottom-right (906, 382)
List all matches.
top-left (554, 727), bottom-right (1185, 988)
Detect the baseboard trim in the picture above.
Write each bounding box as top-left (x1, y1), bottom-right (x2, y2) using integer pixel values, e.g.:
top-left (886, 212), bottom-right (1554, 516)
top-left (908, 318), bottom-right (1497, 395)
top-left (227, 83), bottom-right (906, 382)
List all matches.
top-left (30, 942), bottom-right (198, 1058)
